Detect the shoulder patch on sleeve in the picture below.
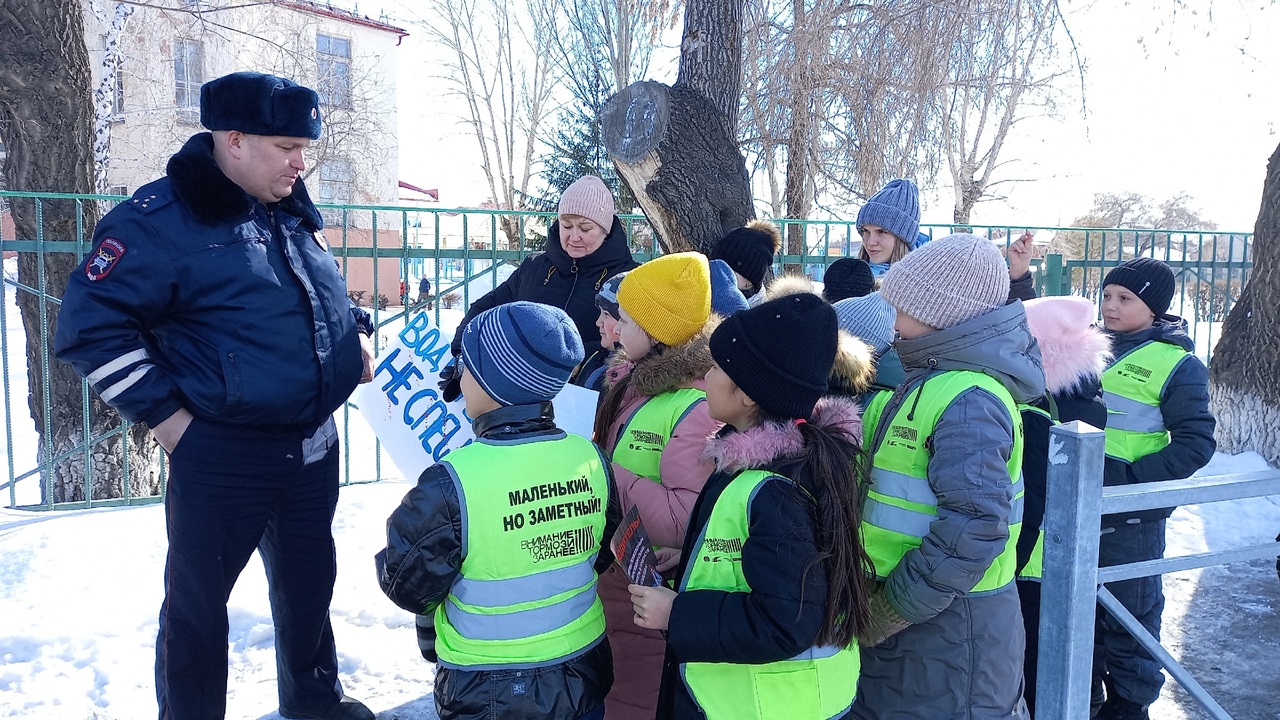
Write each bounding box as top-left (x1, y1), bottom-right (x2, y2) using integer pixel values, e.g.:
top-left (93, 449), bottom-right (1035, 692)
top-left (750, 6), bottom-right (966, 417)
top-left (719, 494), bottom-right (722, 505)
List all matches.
top-left (86, 238), bottom-right (126, 281)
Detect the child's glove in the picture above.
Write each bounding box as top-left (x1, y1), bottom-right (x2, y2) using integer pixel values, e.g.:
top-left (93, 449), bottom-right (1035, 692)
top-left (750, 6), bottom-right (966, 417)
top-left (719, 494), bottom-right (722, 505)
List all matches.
top-left (438, 358), bottom-right (463, 403)
top-left (415, 612), bottom-right (439, 663)
top-left (859, 588), bottom-right (912, 647)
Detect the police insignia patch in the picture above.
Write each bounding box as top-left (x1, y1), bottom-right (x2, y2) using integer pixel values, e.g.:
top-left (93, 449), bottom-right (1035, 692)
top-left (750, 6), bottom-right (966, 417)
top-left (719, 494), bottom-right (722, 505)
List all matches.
top-left (86, 238), bottom-right (126, 281)
top-left (313, 230), bottom-right (329, 251)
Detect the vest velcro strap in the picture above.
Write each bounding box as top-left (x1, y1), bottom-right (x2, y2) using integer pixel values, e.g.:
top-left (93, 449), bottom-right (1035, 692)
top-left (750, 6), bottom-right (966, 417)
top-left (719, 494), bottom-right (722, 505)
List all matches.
top-left (863, 497), bottom-right (934, 538)
top-left (789, 644), bottom-right (843, 661)
top-left (444, 583), bottom-right (597, 641)
top-left (869, 466), bottom-right (939, 506)
top-left (1103, 391), bottom-right (1166, 432)
top-left (452, 560), bottom-right (596, 609)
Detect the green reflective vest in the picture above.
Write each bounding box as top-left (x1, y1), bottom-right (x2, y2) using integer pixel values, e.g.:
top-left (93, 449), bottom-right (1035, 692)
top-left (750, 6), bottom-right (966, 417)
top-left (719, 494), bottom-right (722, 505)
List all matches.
top-left (862, 389), bottom-right (893, 450)
top-left (1102, 340), bottom-right (1189, 463)
top-left (861, 371), bottom-right (1024, 593)
top-left (611, 387), bottom-right (706, 480)
top-left (434, 433), bottom-right (610, 669)
top-left (1016, 404), bottom-right (1053, 582)
top-left (679, 469), bottom-right (859, 719)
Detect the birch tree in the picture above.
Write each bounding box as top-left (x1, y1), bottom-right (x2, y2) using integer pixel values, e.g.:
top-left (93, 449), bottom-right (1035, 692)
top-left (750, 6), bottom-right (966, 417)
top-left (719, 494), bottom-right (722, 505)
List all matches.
top-left (941, 0), bottom-right (1068, 224)
top-left (410, 0), bottom-right (553, 247)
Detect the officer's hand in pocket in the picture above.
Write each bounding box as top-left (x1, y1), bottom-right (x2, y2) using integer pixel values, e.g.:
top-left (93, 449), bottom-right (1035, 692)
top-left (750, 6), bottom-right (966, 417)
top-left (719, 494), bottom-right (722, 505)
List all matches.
top-left (152, 407), bottom-right (194, 454)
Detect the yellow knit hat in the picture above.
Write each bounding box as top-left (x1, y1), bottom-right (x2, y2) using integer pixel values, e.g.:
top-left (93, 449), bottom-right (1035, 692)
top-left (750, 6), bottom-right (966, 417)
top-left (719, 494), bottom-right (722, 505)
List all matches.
top-left (618, 252), bottom-right (712, 346)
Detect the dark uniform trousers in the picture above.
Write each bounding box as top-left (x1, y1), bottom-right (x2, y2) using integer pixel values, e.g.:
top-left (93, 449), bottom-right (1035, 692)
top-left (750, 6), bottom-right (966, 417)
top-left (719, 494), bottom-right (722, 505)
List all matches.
top-left (157, 417), bottom-right (342, 720)
top-left (1093, 518), bottom-right (1167, 707)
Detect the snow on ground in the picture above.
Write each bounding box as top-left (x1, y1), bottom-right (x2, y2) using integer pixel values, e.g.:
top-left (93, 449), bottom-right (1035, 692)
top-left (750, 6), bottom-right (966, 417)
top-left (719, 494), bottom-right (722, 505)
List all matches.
top-left (2, 256), bottom-right (1279, 718)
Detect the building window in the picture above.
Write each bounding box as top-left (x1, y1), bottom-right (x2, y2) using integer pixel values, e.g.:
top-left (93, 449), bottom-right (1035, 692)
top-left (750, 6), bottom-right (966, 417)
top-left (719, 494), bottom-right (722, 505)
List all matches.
top-left (316, 34), bottom-right (351, 108)
top-left (112, 58), bottom-right (125, 118)
top-left (174, 38), bottom-right (203, 124)
top-left (317, 159), bottom-right (354, 224)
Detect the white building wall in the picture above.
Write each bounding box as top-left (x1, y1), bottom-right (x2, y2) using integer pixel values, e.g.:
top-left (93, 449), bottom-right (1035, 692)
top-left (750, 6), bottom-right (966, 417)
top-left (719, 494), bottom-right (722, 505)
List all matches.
top-left (82, 0), bottom-right (402, 210)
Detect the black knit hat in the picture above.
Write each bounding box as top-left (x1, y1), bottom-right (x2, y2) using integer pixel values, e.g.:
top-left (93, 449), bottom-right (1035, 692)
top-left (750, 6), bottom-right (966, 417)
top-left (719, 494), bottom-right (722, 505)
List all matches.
top-left (822, 258), bottom-right (875, 302)
top-left (1102, 257), bottom-right (1176, 317)
top-left (710, 293), bottom-right (838, 419)
top-left (712, 220), bottom-right (781, 292)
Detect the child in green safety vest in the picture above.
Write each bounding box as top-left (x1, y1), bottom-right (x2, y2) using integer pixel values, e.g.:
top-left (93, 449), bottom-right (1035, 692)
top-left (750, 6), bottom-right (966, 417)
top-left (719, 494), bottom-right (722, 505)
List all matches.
top-left (1013, 296), bottom-right (1112, 719)
top-left (375, 301), bottom-right (616, 720)
top-left (593, 252), bottom-right (723, 720)
top-left (628, 292), bottom-right (875, 720)
top-left (1093, 257), bottom-right (1216, 720)
top-left (853, 233), bottom-right (1045, 720)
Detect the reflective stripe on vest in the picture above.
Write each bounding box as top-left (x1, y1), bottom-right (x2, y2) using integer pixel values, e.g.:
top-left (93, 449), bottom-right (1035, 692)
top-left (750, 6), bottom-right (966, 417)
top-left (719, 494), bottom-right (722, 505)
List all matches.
top-left (860, 371), bottom-right (1024, 593)
top-left (434, 433), bottom-right (609, 669)
top-left (611, 387), bottom-right (706, 481)
top-left (1101, 341), bottom-right (1188, 463)
top-left (679, 469), bottom-right (859, 720)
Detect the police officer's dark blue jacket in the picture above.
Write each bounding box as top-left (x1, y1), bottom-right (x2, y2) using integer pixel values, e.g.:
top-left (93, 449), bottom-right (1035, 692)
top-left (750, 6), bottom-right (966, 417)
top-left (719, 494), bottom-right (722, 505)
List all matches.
top-left (55, 133), bottom-right (371, 429)
top-left (1102, 314), bottom-right (1216, 523)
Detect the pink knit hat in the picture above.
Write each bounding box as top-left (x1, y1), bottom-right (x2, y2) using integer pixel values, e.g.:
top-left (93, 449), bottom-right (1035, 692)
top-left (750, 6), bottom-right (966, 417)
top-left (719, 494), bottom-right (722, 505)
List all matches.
top-left (558, 175), bottom-right (616, 232)
top-left (1022, 296), bottom-right (1112, 394)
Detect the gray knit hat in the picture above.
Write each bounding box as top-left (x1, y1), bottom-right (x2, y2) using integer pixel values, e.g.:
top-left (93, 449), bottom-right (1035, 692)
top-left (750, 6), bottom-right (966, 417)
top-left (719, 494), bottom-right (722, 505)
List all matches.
top-left (880, 233), bottom-right (1008, 330)
top-left (833, 291), bottom-right (895, 356)
top-left (856, 179), bottom-right (920, 244)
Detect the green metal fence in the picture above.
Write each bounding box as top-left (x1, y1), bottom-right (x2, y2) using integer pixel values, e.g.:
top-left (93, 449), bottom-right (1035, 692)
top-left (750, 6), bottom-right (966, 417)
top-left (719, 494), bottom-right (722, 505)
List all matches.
top-left (0, 191), bottom-right (1253, 509)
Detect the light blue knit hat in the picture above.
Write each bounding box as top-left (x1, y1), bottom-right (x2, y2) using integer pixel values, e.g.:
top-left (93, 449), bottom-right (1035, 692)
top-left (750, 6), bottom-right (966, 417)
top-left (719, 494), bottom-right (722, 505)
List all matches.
top-left (856, 179), bottom-right (921, 245)
top-left (833, 291), bottom-right (896, 356)
top-left (460, 301), bottom-right (584, 406)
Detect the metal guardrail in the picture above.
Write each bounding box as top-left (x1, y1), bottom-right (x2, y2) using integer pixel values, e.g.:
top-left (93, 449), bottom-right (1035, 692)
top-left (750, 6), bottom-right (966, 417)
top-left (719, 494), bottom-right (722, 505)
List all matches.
top-left (1037, 423), bottom-right (1280, 720)
top-left (0, 191), bottom-right (1256, 509)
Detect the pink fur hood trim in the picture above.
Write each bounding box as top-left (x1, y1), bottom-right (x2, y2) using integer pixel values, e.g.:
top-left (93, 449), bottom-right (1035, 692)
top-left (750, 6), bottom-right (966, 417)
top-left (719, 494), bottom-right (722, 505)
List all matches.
top-left (1023, 296), bottom-right (1113, 394)
top-left (700, 395), bottom-right (863, 474)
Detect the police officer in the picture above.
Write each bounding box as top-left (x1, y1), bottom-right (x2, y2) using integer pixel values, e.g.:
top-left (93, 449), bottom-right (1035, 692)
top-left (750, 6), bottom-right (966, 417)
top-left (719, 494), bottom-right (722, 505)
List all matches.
top-left (55, 72), bottom-right (376, 720)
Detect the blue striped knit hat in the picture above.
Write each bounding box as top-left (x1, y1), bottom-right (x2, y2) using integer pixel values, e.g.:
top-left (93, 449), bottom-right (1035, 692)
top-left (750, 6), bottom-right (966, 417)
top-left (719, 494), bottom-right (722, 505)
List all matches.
top-left (459, 301), bottom-right (584, 406)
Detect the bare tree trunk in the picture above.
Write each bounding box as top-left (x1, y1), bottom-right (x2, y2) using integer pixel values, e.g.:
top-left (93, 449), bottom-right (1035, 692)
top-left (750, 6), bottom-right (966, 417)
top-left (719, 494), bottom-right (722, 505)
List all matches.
top-left (676, 0), bottom-right (745, 139)
top-left (603, 0), bottom-right (752, 253)
top-left (782, 0), bottom-right (813, 273)
top-left (0, 0), bottom-right (161, 503)
top-left (1209, 140), bottom-right (1280, 466)
top-left (602, 82), bottom-right (753, 253)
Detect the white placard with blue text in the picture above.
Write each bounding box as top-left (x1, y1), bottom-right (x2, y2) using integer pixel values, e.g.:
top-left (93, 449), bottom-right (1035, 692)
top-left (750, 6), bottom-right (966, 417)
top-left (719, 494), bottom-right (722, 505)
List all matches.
top-left (351, 310), bottom-right (600, 481)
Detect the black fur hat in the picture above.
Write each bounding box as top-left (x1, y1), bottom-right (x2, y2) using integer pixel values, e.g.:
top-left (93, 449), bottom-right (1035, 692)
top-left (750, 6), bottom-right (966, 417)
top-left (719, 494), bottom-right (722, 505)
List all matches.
top-left (200, 72), bottom-right (322, 140)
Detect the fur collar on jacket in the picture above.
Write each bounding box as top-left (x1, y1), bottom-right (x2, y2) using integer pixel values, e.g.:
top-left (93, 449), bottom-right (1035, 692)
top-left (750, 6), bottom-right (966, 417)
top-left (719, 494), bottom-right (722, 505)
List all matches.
top-left (165, 132), bottom-right (323, 230)
top-left (700, 396), bottom-right (863, 474)
top-left (764, 273), bottom-right (821, 303)
top-left (606, 317), bottom-right (718, 398)
top-left (829, 331), bottom-right (876, 396)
